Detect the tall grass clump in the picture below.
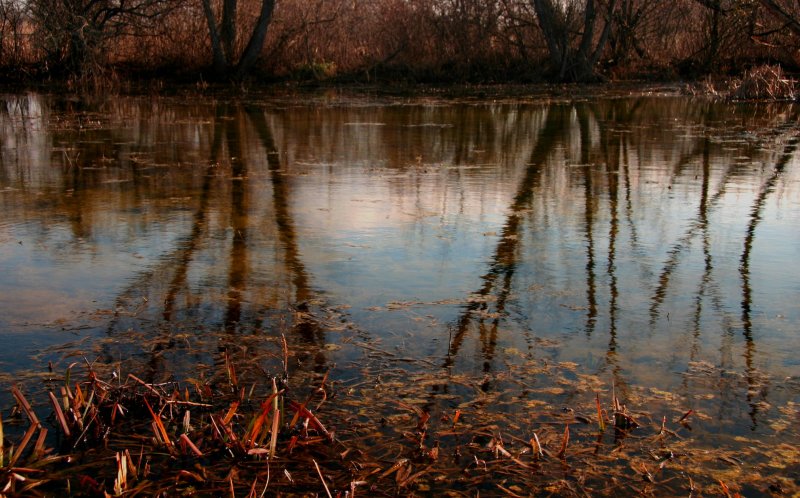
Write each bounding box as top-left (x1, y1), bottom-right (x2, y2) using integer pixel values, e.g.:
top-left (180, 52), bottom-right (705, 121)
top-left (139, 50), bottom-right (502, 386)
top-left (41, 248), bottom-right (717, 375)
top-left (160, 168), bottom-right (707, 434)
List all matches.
top-left (730, 64), bottom-right (796, 101)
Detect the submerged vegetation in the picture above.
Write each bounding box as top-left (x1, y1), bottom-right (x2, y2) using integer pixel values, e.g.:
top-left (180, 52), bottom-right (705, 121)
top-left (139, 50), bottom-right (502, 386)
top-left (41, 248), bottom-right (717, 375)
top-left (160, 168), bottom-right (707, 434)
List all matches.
top-left (2, 341), bottom-right (798, 497)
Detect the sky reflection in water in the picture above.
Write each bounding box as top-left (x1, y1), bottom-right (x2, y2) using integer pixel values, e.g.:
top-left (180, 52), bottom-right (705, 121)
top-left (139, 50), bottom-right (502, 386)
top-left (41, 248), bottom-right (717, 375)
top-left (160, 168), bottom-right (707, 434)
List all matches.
top-left (0, 93), bottom-right (799, 442)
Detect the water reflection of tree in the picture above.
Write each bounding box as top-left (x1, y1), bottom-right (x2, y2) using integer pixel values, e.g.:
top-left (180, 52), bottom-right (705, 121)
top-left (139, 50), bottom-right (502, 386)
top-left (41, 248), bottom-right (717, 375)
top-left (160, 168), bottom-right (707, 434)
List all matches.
top-left (445, 105), bottom-right (567, 376)
top-left (570, 99), bottom-right (660, 398)
top-left (590, 100), bottom-right (633, 398)
top-left (442, 98), bottom-right (799, 421)
top-left (443, 102), bottom-right (631, 386)
top-left (577, 105), bottom-right (598, 337)
top-left (245, 106), bottom-right (320, 345)
top-left (648, 106), bottom-right (799, 429)
top-left (161, 107), bottom-right (224, 323)
top-left (5, 96), bottom-right (799, 434)
top-left (95, 103), bottom-right (330, 380)
top-left (676, 135), bottom-right (740, 403)
top-left (223, 109), bottom-right (249, 333)
top-left (648, 106), bottom-right (798, 324)
top-left (739, 133), bottom-right (798, 428)
top-left (566, 100), bottom-right (798, 419)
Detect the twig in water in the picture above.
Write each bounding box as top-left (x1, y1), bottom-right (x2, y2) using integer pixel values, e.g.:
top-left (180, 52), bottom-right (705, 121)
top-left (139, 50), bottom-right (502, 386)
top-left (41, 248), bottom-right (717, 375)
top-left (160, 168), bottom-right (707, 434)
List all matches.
top-left (313, 459), bottom-right (333, 498)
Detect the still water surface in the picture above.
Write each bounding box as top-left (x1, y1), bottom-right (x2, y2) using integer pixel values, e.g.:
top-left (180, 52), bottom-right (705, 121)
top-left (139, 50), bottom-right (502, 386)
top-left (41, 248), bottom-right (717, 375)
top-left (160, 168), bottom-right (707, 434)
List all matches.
top-left (0, 92), bottom-right (798, 453)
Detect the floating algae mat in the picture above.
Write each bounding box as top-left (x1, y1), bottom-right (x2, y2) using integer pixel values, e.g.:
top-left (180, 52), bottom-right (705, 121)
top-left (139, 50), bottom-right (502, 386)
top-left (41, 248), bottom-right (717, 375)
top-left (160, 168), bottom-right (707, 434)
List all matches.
top-left (0, 92), bottom-right (798, 495)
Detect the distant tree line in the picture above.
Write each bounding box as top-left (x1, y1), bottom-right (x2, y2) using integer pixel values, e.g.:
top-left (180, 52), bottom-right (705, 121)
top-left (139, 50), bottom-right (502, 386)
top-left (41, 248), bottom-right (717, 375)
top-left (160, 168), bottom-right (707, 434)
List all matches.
top-left (1, 0), bottom-right (799, 86)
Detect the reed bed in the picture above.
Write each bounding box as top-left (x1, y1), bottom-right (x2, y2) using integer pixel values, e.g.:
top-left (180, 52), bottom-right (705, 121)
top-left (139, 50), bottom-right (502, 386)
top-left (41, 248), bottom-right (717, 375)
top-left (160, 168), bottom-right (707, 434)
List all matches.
top-left (686, 64), bottom-right (797, 101)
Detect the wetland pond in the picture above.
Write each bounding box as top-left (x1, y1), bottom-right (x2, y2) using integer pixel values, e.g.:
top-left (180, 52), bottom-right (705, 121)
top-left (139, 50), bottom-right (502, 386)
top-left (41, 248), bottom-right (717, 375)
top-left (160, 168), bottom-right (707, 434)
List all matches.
top-left (0, 92), bottom-right (798, 496)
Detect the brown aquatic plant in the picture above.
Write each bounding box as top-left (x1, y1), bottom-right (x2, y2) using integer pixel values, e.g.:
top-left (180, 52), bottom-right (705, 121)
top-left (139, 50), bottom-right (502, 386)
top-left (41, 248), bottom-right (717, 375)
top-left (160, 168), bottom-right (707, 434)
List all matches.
top-left (47, 392), bottom-right (69, 439)
top-left (224, 349), bottom-right (239, 390)
top-left (557, 425), bottom-right (569, 459)
top-left (1, 339), bottom-right (799, 496)
top-left (686, 64), bottom-right (796, 101)
top-left (678, 408), bottom-right (694, 429)
top-left (144, 397), bottom-right (174, 453)
top-left (179, 433), bottom-right (204, 457)
top-left (719, 478), bottom-right (743, 498)
top-left (730, 65), bottom-right (796, 101)
top-left (313, 458), bottom-right (333, 498)
top-left (612, 391), bottom-right (639, 431)
top-left (0, 356), bottom-right (351, 495)
top-left (595, 392), bottom-right (606, 432)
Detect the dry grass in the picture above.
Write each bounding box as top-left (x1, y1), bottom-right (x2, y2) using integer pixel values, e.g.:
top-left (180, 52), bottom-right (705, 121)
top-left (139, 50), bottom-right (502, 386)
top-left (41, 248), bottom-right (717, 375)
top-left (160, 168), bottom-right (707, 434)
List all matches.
top-left (730, 65), bottom-right (796, 101)
top-left (2, 0), bottom-right (800, 85)
top-left (685, 64), bottom-right (797, 101)
top-left (1, 344), bottom-right (797, 496)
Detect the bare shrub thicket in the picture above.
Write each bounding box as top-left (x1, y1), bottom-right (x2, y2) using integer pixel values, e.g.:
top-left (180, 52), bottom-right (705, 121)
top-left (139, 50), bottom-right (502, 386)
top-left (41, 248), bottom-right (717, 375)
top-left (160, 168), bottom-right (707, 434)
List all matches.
top-left (262, 0), bottom-right (373, 79)
top-left (114, 3), bottom-right (210, 75)
top-left (695, 1), bottom-right (765, 71)
top-left (605, 1), bottom-right (688, 75)
top-left (665, 1), bottom-right (796, 74)
top-left (3, 0), bottom-right (800, 85)
top-left (260, 0), bottom-right (536, 82)
top-left (0, 0), bottom-right (29, 71)
top-left (27, 0), bottom-right (183, 87)
top-left (405, 0), bottom-right (536, 80)
top-left (749, 0), bottom-right (800, 68)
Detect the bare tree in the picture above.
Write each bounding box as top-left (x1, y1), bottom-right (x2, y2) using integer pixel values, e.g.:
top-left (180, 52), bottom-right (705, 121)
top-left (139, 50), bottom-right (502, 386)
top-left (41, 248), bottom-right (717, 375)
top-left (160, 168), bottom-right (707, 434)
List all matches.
top-left (740, 0), bottom-right (800, 63)
top-left (29, 0), bottom-right (182, 77)
top-left (200, 0), bottom-right (276, 80)
top-left (757, 0), bottom-right (800, 36)
top-left (0, 0), bottom-right (27, 69)
top-left (530, 0), bottom-right (618, 81)
top-left (607, 0), bottom-right (673, 65)
top-left (695, 0), bottom-right (726, 69)
top-left (687, 0), bottom-right (769, 71)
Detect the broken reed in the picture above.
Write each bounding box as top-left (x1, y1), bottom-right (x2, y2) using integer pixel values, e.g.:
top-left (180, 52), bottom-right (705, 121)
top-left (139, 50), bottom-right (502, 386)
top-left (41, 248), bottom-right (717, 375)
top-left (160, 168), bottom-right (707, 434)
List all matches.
top-left (0, 355), bottom-right (337, 496)
top-left (687, 64), bottom-right (797, 101)
top-left (4, 375), bottom-right (632, 496)
top-left (731, 65), bottom-right (796, 101)
top-left (0, 356), bottom-right (764, 497)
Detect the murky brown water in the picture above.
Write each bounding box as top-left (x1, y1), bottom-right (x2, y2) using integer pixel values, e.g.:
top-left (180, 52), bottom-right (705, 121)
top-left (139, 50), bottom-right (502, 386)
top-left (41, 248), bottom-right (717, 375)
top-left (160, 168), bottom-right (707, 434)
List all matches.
top-left (1, 93), bottom-right (799, 482)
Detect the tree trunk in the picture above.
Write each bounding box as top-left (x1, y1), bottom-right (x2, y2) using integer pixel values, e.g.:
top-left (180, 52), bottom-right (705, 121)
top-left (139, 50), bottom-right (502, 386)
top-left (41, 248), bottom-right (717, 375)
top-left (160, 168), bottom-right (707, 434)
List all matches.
top-left (531, 0), bottom-right (617, 81)
top-left (532, 0), bottom-right (566, 70)
top-left (201, 0), bottom-right (228, 76)
top-left (576, 0), bottom-right (599, 71)
top-left (202, 0), bottom-right (276, 81)
top-left (234, 0), bottom-right (275, 81)
top-left (706, 0), bottom-right (721, 70)
top-left (587, 0), bottom-right (617, 70)
top-left (221, 0), bottom-right (237, 62)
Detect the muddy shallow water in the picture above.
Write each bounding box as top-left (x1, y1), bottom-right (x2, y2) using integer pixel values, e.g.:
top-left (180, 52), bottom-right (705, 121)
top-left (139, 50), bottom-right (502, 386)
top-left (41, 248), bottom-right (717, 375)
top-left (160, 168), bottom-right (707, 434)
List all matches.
top-left (0, 91), bottom-right (798, 493)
